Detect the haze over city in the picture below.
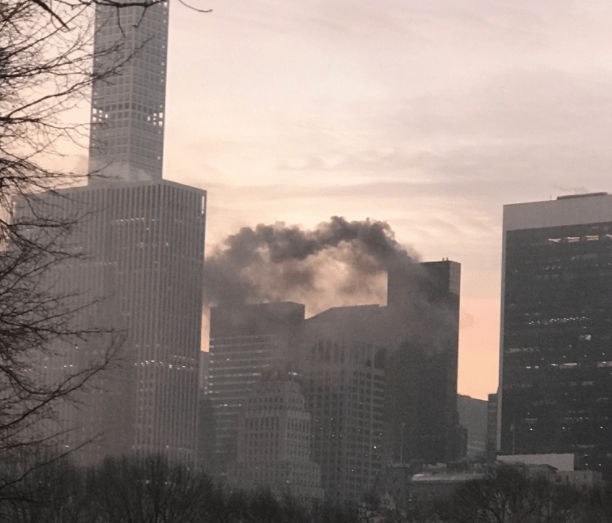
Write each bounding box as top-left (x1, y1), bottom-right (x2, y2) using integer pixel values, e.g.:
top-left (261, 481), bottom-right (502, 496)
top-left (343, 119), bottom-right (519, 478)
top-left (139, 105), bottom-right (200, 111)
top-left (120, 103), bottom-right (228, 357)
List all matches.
top-left (50, 1), bottom-right (612, 401)
top-left (147, 0), bottom-right (611, 400)
top-left (6, 0), bottom-right (612, 515)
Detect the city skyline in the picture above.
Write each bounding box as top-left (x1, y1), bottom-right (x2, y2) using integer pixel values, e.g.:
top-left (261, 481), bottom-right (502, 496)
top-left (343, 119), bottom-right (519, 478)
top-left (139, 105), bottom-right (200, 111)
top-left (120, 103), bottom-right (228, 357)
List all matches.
top-left (54, 0), bottom-right (612, 400)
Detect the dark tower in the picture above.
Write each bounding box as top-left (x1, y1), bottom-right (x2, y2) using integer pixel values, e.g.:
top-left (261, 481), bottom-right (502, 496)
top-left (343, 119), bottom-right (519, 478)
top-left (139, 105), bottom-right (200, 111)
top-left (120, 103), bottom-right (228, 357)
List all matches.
top-left (385, 260), bottom-right (462, 464)
top-left (500, 193), bottom-right (612, 478)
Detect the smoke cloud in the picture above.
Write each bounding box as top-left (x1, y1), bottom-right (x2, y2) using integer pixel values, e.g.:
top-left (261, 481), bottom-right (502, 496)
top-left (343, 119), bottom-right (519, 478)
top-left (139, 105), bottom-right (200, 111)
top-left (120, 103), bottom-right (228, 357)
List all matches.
top-left (203, 216), bottom-right (419, 313)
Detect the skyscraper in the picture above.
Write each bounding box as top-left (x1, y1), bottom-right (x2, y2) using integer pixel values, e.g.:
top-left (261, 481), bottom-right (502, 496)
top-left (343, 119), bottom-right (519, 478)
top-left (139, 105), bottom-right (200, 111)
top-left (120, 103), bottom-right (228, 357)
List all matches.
top-left (300, 315), bottom-right (386, 505)
top-left (89, 1), bottom-right (169, 181)
top-left (208, 302), bottom-right (305, 471)
top-left (296, 260), bottom-right (461, 504)
top-left (227, 374), bottom-right (324, 502)
top-left (499, 193), bottom-right (612, 478)
top-left (26, 0), bottom-right (207, 466)
top-left (385, 260), bottom-right (462, 465)
top-left (36, 181), bottom-right (206, 465)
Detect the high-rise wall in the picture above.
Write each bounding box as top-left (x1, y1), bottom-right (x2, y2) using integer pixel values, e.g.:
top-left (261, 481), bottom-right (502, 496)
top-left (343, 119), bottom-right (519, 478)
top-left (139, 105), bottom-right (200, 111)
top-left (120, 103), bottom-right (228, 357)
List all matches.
top-left (487, 393), bottom-right (498, 462)
top-left (208, 302), bottom-right (305, 472)
top-left (89, 1), bottom-right (169, 182)
top-left (385, 260), bottom-right (462, 465)
top-left (26, 181), bottom-right (206, 465)
top-left (227, 375), bottom-right (324, 502)
top-left (301, 308), bottom-right (386, 505)
top-left (35, 0), bottom-right (209, 466)
top-left (499, 193), bottom-right (612, 478)
top-left (457, 395), bottom-right (487, 458)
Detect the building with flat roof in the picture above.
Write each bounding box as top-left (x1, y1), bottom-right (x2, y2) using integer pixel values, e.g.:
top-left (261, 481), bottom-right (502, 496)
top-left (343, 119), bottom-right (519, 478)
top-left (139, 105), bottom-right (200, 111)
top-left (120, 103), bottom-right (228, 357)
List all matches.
top-left (227, 374), bottom-right (323, 502)
top-left (208, 302), bottom-right (305, 472)
top-left (385, 260), bottom-right (463, 466)
top-left (24, 180), bottom-right (206, 465)
top-left (25, 0), bottom-right (207, 466)
top-left (499, 192), bottom-right (612, 478)
top-left (299, 320), bottom-right (386, 506)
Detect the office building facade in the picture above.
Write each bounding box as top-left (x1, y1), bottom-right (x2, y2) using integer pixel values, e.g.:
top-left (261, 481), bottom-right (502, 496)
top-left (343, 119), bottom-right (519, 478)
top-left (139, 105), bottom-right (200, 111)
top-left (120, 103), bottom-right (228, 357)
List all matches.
top-left (499, 193), bottom-right (612, 478)
top-left (28, 180), bottom-right (206, 465)
top-left (89, 0), bottom-right (169, 181)
top-left (208, 302), bottom-right (305, 471)
top-left (227, 375), bottom-right (323, 502)
top-left (299, 338), bottom-right (385, 505)
top-left (385, 260), bottom-right (463, 465)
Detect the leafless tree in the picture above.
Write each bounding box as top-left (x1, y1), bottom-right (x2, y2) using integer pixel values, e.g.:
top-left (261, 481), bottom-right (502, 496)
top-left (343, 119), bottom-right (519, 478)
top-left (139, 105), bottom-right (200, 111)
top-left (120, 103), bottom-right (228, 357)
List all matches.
top-left (449, 464), bottom-right (605, 523)
top-left (0, 0), bottom-right (122, 486)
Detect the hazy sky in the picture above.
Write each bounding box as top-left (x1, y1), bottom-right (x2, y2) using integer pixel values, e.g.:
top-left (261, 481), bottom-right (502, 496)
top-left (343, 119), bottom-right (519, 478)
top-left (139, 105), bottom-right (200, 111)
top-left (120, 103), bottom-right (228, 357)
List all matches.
top-left (155, 0), bottom-right (612, 399)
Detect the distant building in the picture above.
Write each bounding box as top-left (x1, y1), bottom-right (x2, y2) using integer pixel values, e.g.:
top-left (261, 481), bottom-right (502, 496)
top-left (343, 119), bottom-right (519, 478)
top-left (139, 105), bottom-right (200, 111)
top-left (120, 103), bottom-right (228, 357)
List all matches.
top-left (198, 351), bottom-right (215, 472)
top-left (89, 0), bottom-right (169, 181)
top-left (299, 321), bottom-right (386, 505)
top-left (499, 193), bottom-right (612, 478)
top-left (498, 453), bottom-right (578, 471)
top-left (227, 374), bottom-right (323, 502)
top-left (497, 454), bottom-right (604, 489)
top-left (408, 469), bottom-right (486, 503)
top-left (208, 259), bottom-right (461, 502)
top-left (375, 463), bottom-right (485, 510)
top-left (208, 302), bottom-right (305, 472)
top-left (487, 393), bottom-right (498, 461)
top-left (28, 0), bottom-right (207, 467)
top-left (457, 395), bottom-right (487, 458)
top-left (385, 261), bottom-right (463, 465)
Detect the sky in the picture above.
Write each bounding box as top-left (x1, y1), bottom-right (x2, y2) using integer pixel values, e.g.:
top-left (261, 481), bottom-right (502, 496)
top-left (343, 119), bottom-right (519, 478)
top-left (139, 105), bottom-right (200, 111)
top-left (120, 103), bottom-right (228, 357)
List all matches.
top-left (140, 0), bottom-right (612, 400)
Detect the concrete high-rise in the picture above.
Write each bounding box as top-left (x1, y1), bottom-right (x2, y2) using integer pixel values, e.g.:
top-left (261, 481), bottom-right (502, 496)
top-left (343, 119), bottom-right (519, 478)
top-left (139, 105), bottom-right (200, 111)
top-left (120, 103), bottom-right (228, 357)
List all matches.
top-left (227, 374), bottom-right (323, 502)
top-left (297, 260), bottom-right (461, 504)
top-left (89, 1), bottom-right (169, 181)
top-left (30, 180), bottom-right (206, 466)
top-left (299, 316), bottom-right (386, 505)
top-left (25, 0), bottom-right (207, 466)
top-left (385, 260), bottom-right (463, 466)
top-left (208, 302), bottom-right (305, 471)
top-left (499, 193), bottom-right (612, 478)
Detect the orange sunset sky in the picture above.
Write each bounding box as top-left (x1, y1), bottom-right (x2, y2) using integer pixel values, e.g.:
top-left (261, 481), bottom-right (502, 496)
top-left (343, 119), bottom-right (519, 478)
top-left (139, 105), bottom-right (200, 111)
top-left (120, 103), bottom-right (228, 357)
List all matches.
top-left (64, 0), bottom-right (612, 400)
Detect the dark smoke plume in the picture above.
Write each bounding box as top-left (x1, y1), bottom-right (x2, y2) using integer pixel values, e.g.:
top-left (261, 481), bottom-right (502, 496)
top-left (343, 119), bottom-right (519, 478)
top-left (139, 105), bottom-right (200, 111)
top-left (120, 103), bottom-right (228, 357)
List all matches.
top-left (204, 216), bottom-right (418, 312)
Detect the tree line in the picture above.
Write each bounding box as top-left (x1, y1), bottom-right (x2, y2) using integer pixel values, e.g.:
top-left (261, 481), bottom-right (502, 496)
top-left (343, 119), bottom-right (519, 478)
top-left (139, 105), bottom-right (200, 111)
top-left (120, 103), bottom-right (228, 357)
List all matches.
top-left (4, 458), bottom-right (612, 523)
top-left (369, 464), bottom-right (612, 523)
top-left (0, 455), bottom-right (359, 523)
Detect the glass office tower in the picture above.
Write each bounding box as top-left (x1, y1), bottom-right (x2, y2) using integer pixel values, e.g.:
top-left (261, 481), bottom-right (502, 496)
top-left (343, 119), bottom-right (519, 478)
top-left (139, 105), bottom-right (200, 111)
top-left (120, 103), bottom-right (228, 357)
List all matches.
top-left (500, 193), bottom-right (612, 478)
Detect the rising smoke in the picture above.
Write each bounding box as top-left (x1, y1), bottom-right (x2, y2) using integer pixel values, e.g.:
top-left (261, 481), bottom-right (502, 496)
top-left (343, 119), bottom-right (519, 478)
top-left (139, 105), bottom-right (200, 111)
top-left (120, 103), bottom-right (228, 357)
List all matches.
top-left (203, 216), bottom-right (419, 313)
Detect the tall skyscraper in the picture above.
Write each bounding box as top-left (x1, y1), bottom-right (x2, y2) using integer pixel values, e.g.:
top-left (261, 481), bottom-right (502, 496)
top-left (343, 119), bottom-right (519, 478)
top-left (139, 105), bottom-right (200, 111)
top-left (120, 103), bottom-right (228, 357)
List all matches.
top-left (385, 260), bottom-right (463, 465)
top-left (499, 193), bottom-right (612, 478)
top-left (36, 181), bottom-right (206, 465)
top-left (89, 1), bottom-right (169, 181)
top-left (25, 0), bottom-right (207, 466)
top-left (300, 314), bottom-right (386, 505)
